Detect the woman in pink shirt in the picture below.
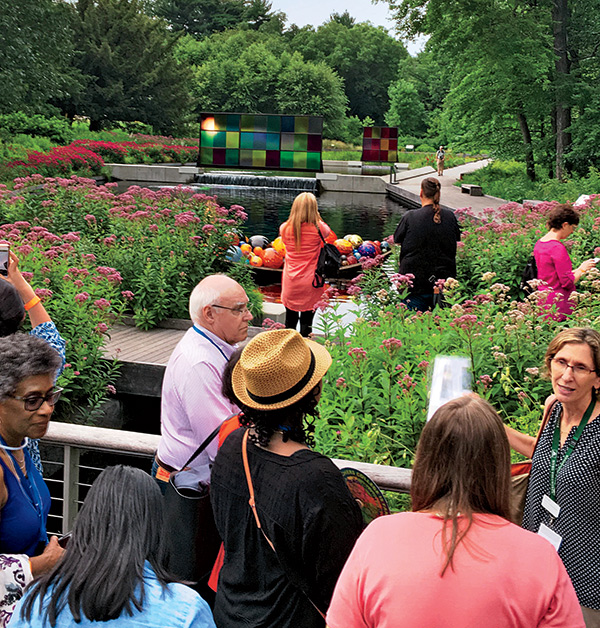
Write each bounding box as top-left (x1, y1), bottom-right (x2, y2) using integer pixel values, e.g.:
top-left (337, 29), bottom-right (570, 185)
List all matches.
top-left (533, 204), bottom-right (595, 320)
top-left (280, 192), bottom-right (331, 337)
top-left (327, 396), bottom-right (584, 628)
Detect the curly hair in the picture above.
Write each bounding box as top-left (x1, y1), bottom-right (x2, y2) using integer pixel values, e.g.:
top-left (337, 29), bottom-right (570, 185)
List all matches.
top-left (0, 334), bottom-right (61, 400)
top-left (238, 384), bottom-right (321, 448)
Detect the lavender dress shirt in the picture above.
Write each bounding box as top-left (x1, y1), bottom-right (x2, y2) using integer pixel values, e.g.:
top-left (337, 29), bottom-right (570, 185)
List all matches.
top-left (157, 325), bottom-right (238, 475)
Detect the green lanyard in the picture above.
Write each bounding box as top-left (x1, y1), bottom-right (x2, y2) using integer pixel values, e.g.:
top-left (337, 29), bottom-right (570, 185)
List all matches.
top-left (549, 397), bottom-right (596, 501)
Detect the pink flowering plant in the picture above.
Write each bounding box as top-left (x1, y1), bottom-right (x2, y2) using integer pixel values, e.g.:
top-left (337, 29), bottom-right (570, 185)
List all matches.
top-left (0, 220), bottom-right (126, 421)
top-left (308, 199), bottom-right (600, 470)
top-left (0, 175), bottom-right (259, 329)
top-left (0, 174), bottom-right (260, 422)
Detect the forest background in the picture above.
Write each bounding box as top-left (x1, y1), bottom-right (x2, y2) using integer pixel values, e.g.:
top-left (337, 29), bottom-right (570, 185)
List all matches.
top-left (1, 0), bottom-right (600, 198)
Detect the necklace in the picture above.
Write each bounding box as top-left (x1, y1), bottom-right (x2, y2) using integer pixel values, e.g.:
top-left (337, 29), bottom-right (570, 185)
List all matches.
top-left (0, 437), bottom-right (29, 451)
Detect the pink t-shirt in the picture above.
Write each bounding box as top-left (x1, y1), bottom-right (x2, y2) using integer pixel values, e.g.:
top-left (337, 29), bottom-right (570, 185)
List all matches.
top-left (327, 512), bottom-right (584, 628)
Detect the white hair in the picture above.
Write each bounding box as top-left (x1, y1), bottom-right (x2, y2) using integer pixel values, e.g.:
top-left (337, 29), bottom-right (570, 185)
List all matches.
top-left (189, 283), bottom-right (221, 324)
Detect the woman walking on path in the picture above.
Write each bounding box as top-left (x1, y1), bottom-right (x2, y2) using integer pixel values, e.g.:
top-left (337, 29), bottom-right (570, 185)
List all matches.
top-left (280, 192), bottom-right (331, 337)
top-left (393, 177), bottom-right (461, 312)
top-left (436, 146), bottom-right (445, 175)
top-left (533, 204), bottom-right (595, 320)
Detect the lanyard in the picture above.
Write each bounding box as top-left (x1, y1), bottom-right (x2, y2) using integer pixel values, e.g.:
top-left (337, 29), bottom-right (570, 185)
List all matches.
top-left (549, 397), bottom-right (596, 500)
top-left (192, 325), bottom-right (229, 362)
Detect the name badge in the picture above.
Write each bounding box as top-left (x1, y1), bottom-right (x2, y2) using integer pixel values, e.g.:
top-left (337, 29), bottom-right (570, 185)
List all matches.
top-left (541, 494), bottom-right (560, 519)
top-left (538, 523), bottom-right (562, 551)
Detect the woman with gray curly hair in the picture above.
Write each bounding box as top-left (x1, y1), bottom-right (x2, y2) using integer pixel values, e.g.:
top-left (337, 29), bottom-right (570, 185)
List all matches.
top-left (0, 334), bottom-right (65, 626)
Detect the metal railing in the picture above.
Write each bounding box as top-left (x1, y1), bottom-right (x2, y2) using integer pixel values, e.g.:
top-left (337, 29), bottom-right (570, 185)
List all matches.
top-left (41, 422), bottom-right (412, 534)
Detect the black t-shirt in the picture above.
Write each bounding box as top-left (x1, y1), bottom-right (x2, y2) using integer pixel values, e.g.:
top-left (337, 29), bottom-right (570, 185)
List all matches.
top-left (393, 204), bottom-right (461, 294)
top-left (210, 428), bottom-right (363, 628)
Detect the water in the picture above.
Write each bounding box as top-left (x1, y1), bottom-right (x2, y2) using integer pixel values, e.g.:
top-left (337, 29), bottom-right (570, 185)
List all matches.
top-left (189, 185), bottom-right (408, 242)
top-left (196, 172), bottom-right (318, 192)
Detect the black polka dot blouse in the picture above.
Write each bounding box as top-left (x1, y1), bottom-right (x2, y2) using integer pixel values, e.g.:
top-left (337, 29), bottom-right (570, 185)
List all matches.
top-left (522, 402), bottom-right (600, 610)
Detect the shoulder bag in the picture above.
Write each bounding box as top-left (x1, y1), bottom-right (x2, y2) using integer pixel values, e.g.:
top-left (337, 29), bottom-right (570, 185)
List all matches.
top-left (510, 398), bottom-right (557, 524)
top-left (313, 226), bottom-right (341, 288)
top-left (163, 425), bottom-right (222, 582)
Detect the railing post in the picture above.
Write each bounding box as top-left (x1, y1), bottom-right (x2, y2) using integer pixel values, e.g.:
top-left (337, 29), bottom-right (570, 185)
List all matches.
top-left (62, 445), bottom-right (80, 533)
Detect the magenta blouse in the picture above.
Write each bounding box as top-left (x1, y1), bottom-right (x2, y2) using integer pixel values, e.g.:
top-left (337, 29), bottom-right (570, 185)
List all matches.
top-left (533, 239), bottom-right (576, 320)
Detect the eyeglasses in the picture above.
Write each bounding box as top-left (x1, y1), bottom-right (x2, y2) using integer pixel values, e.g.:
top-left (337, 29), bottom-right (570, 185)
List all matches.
top-left (551, 358), bottom-right (597, 378)
top-left (9, 387), bottom-right (63, 411)
top-left (211, 304), bottom-right (250, 316)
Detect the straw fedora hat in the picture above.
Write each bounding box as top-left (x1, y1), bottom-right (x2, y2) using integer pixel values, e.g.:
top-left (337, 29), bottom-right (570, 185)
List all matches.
top-left (232, 328), bottom-right (332, 411)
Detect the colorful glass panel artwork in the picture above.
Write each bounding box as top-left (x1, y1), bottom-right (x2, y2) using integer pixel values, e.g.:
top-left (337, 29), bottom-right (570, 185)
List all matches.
top-left (198, 112), bottom-right (323, 171)
top-left (361, 126), bottom-right (399, 163)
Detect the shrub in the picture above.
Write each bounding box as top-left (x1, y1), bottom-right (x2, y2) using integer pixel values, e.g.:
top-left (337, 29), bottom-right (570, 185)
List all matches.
top-left (0, 113), bottom-right (73, 144)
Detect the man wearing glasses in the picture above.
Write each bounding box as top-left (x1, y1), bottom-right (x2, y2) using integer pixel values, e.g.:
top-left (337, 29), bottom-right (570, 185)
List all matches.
top-left (153, 275), bottom-right (253, 490)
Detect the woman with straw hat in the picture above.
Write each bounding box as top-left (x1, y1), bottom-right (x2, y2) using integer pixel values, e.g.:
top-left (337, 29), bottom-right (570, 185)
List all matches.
top-left (210, 329), bottom-right (363, 628)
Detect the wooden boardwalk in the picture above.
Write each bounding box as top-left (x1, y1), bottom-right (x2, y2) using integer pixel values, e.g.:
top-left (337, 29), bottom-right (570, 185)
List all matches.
top-left (105, 324), bottom-right (188, 366)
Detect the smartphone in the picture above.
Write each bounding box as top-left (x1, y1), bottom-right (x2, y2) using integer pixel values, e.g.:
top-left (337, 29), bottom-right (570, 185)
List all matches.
top-left (427, 355), bottom-right (472, 421)
top-left (58, 532), bottom-right (72, 548)
top-left (0, 243), bottom-right (8, 277)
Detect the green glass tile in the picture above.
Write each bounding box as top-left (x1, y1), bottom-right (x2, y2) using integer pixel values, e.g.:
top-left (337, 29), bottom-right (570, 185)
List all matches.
top-left (295, 116), bottom-right (309, 133)
top-left (200, 147), bottom-right (213, 165)
top-left (241, 115), bottom-right (255, 132)
top-left (213, 131), bottom-right (227, 148)
top-left (293, 152), bottom-right (307, 169)
top-left (267, 116), bottom-right (281, 133)
top-left (294, 135), bottom-right (308, 151)
top-left (214, 114), bottom-right (228, 131)
top-left (266, 133), bottom-right (279, 150)
top-left (308, 117), bottom-right (322, 134)
top-left (280, 133), bottom-right (295, 151)
top-left (280, 151), bottom-right (294, 168)
top-left (227, 114), bottom-right (240, 131)
top-left (252, 150), bottom-right (266, 166)
top-left (226, 149), bottom-right (239, 165)
top-left (200, 130), bottom-right (214, 148)
top-left (254, 116), bottom-right (267, 132)
top-left (240, 133), bottom-right (254, 150)
top-left (240, 150), bottom-right (253, 166)
top-left (306, 152), bottom-right (321, 171)
top-left (226, 132), bottom-right (240, 149)
top-left (372, 127), bottom-right (381, 139)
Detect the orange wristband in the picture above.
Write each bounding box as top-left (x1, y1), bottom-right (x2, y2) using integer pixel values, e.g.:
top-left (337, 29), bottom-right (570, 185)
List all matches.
top-left (24, 295), bottom-right (41, 311)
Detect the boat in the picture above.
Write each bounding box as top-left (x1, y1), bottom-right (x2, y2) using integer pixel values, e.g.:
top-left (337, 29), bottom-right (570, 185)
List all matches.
top-left (249, 250), bottom-right (393, 286)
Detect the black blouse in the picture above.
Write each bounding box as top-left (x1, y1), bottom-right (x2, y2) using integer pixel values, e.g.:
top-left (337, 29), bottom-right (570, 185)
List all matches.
top-left (210, 428), bottom-right (363, 628)
top-left (393, 204), bottom-right (461, 294)
top-left (523, 402), bottom-right (600, 609)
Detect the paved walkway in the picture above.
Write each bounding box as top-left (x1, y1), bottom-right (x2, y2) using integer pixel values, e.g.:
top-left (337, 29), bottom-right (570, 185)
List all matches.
top-left (385, 159), bottom-right (507, 217)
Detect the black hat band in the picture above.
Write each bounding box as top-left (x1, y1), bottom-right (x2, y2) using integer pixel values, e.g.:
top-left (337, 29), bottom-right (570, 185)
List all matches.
top-left (247, 350), bottom-right (316, 405)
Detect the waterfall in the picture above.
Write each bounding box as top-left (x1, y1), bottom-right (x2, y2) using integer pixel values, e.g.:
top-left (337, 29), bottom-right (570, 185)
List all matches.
top-left (195, 171), bottom-right (318, 191)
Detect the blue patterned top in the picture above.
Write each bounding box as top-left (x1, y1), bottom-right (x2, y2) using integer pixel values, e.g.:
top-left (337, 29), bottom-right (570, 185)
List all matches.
top-left (27, 322), bottom-right (67, 474)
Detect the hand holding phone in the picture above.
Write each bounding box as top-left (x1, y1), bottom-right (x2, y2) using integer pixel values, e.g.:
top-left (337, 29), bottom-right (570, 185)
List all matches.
top-left (0, 243), bottom-right (9, 277)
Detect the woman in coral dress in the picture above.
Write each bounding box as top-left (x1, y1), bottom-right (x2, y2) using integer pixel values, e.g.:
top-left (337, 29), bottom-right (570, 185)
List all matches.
top-left (280, 192), bottom-right (331, 337)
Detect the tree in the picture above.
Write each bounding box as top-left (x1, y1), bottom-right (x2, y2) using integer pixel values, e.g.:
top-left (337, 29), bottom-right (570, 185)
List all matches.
top-left (385, 79), bottom-right (427, 135)
top-left (152, 0), bottom-right (283, 38)
top-left (176, 30), bottom-right (348, 137)
top-left (0, 0), bottom-right (80, 114)
top-left (290, 20), bottom-right (408, 123)
top-left (385, 0), bottom-right (556, 180)
top-left (73, 0), bottom-right (193, 133)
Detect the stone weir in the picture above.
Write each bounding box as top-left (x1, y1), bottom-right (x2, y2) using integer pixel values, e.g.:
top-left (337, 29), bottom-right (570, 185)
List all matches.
top-left (195, 171), bottom-right (318, 191)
